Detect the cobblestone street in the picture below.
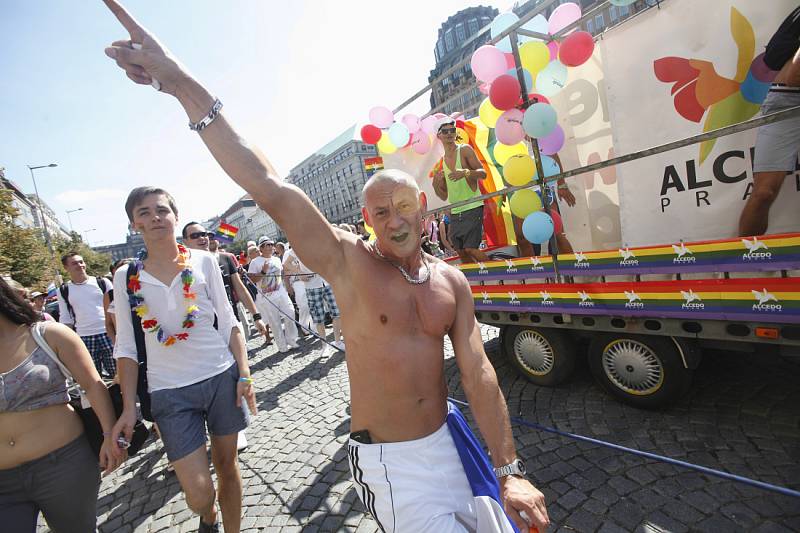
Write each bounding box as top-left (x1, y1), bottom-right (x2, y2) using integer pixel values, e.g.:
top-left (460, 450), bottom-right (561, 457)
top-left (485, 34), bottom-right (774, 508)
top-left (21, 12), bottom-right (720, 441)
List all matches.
top-left (38, 326), bottom-right (800, 532)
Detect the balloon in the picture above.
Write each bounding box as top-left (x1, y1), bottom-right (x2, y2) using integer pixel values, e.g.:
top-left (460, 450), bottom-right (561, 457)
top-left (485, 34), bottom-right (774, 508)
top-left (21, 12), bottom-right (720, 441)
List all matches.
top-left (519, 41), bottom-right (550, 75)
top-left (524, 93), bottom-right (550, 105)
top-left (369, 106), bottom-right (394, 129)
top-left (504, 53), bottom-right (517, 70)
top-left (547, 40), bottom-right (560, 60)
top-left (360, 124), bottom-right (382, 145)
top-left (493, 142), bottom-right (527, 165)
top-left (522, 211), bottom-right (554, 244)
top-left (536, 60), bottom-right (568, 97)
top-left (510, 189), bottom-right (543, 219)
top-left (489, 74), bottom-right (521, 111)
top-left (559, 31), bottom-right (594, 67)
top-left (420, 115), bottom-right (439, 134)
top-left (376, 133), bottom-right (397, 154)
top-left (495, 109), bottom-right (525, 145)
top-left (538, 124), bottom-right (565, 155)
top-left (401, 114), bottom-right (421, 133)
top-left (388, 122), bottom-right (410, 147)
top-left (519, 14), bottom-right (549, 43)
top-left (610, 0), bottom-right (636, 5)
top-left (471, 45), bottom-right (507, 83)
top-left (479, 97), bottom-right (504, 128)
top-left (540, 155), bottom-right (561, 178)
top-left (411, 131), bottom-right (432, 154)
top-left (502, 154), bottom-right (535, 186)
top-left (491, 12), bottom-right (520, 53)
top-left (548, 2), bottom-right (581, 36)
top-left (523, 102), bottom-right (557, 139)
top-left (507, 67), bottom-right (534, 93)
top-left (550, 209), bottom-right (564, 234)
top-left (478, 82), bottom-right (491, 95)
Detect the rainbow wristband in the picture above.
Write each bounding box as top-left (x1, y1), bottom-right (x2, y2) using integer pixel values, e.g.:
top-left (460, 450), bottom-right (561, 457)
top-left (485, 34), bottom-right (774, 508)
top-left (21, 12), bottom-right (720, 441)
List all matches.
top-left (238, 377), bottom-right (254, 384)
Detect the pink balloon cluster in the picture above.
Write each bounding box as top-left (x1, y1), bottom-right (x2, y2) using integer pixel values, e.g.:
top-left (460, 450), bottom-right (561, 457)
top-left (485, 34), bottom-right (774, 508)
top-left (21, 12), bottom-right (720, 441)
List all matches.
top-left (361, 107), bottom-right (453, 155)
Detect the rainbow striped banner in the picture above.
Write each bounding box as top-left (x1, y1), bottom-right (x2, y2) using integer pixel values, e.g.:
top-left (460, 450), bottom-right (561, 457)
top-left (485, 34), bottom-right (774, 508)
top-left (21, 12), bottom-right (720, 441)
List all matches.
top-left (215, 222), bottom-right (238, 243)
top-left (364, 156), bottom-right (384, 177)
top-left (472, 278), bottom-right (800, 324)
top-left (459, 255), bottom-right (555, 280)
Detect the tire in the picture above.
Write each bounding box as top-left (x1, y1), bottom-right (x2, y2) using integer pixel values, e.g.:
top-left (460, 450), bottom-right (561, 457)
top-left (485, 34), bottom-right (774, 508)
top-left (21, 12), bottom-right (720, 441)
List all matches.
top-left (587, 334), bottom-right (693, 409)
top-left (502, 326), bottom-right (576, 386)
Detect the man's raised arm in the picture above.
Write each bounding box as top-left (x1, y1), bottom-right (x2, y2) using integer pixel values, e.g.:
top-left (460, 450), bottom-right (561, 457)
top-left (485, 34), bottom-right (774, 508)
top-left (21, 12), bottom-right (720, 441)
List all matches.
top-left (101, 0), bottom-right (343, 281)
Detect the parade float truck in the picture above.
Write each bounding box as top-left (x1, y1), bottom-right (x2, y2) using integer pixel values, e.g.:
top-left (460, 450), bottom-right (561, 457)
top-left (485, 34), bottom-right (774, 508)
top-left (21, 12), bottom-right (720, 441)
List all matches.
top-left (363, 0), bottom-right (800, 408)
top-left (441, 0), bottom-right (800, 409)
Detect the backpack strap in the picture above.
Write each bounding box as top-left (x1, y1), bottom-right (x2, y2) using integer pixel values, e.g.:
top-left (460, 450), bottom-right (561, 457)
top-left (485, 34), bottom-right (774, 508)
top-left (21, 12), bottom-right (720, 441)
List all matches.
top-left (59, 284), bottom-right (76, 325)
top-left (126, 261), bottom-right (152, 421)
top-left (95, 276), bottom-right (110, 295)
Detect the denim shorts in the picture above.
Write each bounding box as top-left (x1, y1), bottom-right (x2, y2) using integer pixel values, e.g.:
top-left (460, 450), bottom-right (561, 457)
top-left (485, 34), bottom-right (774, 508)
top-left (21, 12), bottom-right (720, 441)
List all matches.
top-left (150, 363), bottom-right (249, 462)
top-left (753, 87), bottom-right (800, 173)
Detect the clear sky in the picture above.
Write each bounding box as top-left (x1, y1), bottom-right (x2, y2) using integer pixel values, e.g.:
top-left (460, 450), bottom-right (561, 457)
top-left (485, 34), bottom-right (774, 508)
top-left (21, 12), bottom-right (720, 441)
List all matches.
top-left (1, 0), bottom-right (512, 246)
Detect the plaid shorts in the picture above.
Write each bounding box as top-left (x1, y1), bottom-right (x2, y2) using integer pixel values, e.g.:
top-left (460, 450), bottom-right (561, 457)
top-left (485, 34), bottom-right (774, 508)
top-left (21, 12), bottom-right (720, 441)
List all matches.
top-left (81, 332), bottom-right (116, 377)
top-left (306, 285), bottom-right (340, 324)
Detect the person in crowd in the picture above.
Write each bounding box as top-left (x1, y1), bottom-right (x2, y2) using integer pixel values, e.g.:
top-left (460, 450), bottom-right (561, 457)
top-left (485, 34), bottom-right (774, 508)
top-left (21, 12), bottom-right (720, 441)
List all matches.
top-left (247, 237), bottom-right (299, 353)
top-left (739, 6), bottom-right (800, 236)
top-left (438, 210), bottom-right (456, 257)
top-left (100, 4), bottom-right (549, 530)
top-left (57, 252), bottom-right (116, 378)
top-left (281, 242), bottom-right (314, 336)
top-left (28, 291), bottom-right (55, 322)
top-left (105, 258), bottom-right (134, 343)
top-left (110, 187), bottom-right (256, 533)
top-left (432, 117), bottom-right (491, 264)
top-left (355, 219), bottom-right (371, 241)
top-left (0, 276), bottom-right (124, 532)
top-left (274, 241), bottom-right (286, 260)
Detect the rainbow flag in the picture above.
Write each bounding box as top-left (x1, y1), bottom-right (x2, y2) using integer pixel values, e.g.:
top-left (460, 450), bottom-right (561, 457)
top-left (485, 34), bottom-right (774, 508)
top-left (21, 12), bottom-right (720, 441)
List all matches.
top-left (215, 222), bottom-right (238, 243)
top-left (364, 156), bottom-right (384, 177)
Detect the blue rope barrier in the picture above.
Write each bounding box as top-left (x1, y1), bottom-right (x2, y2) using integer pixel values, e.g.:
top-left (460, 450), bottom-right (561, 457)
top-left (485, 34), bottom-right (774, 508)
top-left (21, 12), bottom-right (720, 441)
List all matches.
top-left (448, 397), bottom-right (800, 499)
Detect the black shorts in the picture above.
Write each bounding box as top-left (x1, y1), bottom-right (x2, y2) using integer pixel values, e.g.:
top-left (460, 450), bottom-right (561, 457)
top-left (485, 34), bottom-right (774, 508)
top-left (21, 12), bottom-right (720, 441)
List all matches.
top-left (449, 207), bottom-right (484, 250)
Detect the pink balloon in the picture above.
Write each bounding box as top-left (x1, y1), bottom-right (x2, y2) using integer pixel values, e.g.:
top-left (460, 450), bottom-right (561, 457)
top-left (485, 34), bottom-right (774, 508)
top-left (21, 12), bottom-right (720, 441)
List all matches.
top-left (369, 106), bottom-right (394, 129)
top-left (559, 31), bottom-right (594, 67)
top-left (550, 209), bottom-right (564, 234)
top-left (495, 109), bottom-right (525, 145)
top-left (411, 131), bottom-right (432, 154)
top-left (420, 116), bottom-right (439, 134)
top-left (538, 124), bottom-right (564, 155)
top-left (548, 2), bottom-right (581, 35)
top-left (478, 82), bottom-right (491, 95)
top-left (402, 114), bottom-right (421, 133)
top-left (504, 53), bottom-right (517, 70)
top-left (547, 40), bottom-right (560, 61)
top-left (471, 45), bottom-right (508, 83)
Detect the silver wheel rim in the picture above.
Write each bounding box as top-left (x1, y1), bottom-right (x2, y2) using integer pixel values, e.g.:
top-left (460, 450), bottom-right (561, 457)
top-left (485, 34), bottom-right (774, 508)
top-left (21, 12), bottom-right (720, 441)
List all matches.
top-left (601, 339), bottom-right (663, 395)
top-left (513, 330), bottom-right (555, 376)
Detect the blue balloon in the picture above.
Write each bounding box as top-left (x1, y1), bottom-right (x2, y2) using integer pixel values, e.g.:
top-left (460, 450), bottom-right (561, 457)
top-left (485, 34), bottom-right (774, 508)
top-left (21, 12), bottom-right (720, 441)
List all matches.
top-left (506, 67), bottom-right (533, 93)
top-left (542, 155), bottom-right (561, 177)
top-left (523, 103), bottom-right (557, 139)
top-left (388, 122), bottom-right (410, 147)
top-left (522, 211), bottom-right (554, 244)
top-left (491, 12), bottom-right (520, 53)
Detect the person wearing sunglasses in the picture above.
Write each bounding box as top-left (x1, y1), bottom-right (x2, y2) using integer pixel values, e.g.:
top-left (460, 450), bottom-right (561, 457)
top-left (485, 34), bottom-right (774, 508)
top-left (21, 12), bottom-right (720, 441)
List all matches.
top-left (432, 118), bottom-right (491, 265)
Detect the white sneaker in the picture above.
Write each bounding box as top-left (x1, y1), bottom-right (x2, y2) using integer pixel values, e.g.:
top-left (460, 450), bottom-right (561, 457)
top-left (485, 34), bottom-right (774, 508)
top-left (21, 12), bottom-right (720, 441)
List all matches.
top-left (237, 431), bottom-right (248, 452)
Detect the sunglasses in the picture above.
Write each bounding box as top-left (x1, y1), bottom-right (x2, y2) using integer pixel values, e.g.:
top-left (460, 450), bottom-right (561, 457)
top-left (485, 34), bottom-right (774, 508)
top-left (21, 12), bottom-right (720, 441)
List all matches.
top-left (188, 231), bottom-right (213, 239)
top-left (439, 127), bottom-right (457, 134)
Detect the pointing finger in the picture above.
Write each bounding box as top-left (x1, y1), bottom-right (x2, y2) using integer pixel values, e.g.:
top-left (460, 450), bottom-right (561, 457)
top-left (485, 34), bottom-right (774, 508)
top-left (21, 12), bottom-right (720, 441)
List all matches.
top-left (103, 0), bottom-right (145, 41)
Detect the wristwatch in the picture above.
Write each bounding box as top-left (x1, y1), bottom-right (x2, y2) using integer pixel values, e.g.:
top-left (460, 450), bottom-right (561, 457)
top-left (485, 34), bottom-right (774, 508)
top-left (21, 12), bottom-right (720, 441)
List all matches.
top-left (252, 313), bottom-right (262, 321)
top-left (494, 458), bottom-right (526, 478)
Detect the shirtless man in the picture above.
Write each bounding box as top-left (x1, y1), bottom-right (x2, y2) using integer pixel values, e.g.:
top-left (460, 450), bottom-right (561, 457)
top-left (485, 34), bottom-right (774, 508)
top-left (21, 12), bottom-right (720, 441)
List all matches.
top-left (101, 2), bottom-right (549, 530)
top-left (739, 6), bottom-right (800, 236)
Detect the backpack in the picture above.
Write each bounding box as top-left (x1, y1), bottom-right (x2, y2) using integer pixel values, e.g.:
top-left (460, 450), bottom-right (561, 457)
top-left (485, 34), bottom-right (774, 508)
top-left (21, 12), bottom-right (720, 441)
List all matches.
top-left (59, 276), bottom-right (110, 326)
top-left (124, 261), bottom-right (153, 421)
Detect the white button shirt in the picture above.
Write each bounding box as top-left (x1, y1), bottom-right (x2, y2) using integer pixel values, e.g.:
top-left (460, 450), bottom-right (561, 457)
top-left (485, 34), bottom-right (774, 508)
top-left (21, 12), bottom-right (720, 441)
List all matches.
top-left (113, 249), bottom-right (237, 391)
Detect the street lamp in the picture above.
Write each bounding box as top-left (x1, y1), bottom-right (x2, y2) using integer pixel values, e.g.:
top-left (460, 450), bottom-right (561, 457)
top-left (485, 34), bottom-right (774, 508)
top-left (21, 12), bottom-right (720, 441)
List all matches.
top-left (66, 207), bottom-right (83, 232)
top-left (82, 228), bottom-right (97, 246)
top-left (28, 163), bottom-right (59, 281)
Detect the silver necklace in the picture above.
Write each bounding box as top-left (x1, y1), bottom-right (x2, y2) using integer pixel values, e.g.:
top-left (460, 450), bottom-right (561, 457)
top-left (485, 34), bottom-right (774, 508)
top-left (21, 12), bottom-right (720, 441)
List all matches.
top-left (373, 244), bottom-right (431, 285)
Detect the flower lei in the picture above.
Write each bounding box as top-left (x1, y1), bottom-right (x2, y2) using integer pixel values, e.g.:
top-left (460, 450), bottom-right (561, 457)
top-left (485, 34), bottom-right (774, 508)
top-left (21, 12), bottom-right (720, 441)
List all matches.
top-left (128, 244), bottom-right (198, 347)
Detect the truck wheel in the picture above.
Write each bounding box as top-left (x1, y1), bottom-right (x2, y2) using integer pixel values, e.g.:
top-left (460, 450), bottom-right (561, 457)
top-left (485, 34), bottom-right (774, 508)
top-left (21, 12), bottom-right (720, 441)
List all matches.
top-left (502, 326), bottom-right (576, 386)
top-left (587, 334), bottom-right (692, 409)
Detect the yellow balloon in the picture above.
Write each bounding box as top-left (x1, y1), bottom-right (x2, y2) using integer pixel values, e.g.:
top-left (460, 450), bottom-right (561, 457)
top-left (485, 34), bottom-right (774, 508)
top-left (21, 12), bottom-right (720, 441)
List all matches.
top-left (479, 98), bottom-right (503, 128)
top-left (493, 141), bottom-right (528, 166)
top-left (376, 132), bottom-right (397, 154)
top-left (509, 189), bottom-right (542, 219)
top-left (519, 41), bottom-right (550, 75)
top-left (503, 154), bottom-right (535, 186)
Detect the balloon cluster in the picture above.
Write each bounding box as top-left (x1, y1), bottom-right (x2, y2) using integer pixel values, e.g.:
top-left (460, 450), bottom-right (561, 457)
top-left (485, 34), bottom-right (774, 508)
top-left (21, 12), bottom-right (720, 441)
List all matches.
top-left (471, 3), bottom-right (592, 244)
top-left (360, 107), bottom-right (465, 156)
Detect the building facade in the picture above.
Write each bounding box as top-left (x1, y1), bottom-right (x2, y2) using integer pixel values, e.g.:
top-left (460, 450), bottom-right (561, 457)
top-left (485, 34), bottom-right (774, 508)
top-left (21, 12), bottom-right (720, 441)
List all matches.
top-left (27, 194), bottom-right (71, 241)
top-left (0, 173), bottom-right (37, 230)
top-left (92, 229), bottom-right (146, 262)
top-left (286, 125), bottom-right (378, 229)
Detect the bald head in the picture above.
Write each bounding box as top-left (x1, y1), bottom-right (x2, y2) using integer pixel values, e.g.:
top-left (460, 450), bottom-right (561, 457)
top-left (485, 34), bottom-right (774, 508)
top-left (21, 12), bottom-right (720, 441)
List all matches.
top-left (361, 169), bottom-right (420, 207)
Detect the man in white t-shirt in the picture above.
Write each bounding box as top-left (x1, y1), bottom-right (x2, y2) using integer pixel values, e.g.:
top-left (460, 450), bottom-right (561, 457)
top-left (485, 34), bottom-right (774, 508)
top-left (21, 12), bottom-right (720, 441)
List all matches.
top-left (57, 252), bottom-right (116, 377)
top-left (281, 243), bottom-right (313, 335)
top-left (247, 236), bottom-right (299, 353)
